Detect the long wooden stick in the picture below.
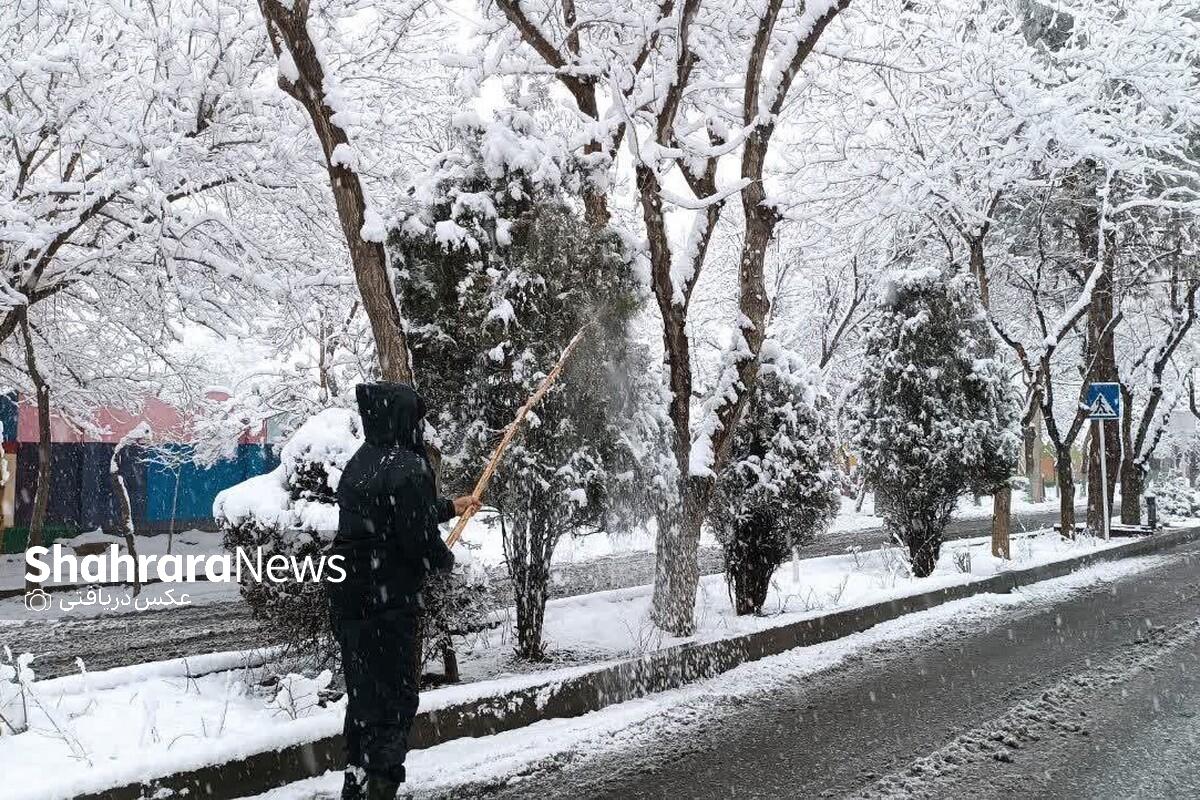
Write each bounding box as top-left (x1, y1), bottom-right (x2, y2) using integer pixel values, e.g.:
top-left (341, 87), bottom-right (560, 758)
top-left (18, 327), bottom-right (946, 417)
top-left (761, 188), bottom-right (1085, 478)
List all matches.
top-left (445, 322), bottom-right (594, 547)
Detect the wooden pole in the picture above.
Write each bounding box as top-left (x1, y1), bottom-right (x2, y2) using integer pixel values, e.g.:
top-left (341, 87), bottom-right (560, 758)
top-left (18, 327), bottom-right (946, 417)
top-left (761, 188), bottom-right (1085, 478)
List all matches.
top-left (445, 322), bottom-right (594, 547)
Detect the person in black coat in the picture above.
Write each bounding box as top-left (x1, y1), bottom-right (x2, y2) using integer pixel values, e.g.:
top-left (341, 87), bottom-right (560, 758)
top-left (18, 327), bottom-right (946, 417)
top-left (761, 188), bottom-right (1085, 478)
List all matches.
top-left (328, 382), bottom-right (478, 800)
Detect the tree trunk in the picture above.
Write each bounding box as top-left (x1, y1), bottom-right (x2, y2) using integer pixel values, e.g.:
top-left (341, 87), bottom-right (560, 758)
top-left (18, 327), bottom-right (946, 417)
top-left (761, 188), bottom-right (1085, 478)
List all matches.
top-left (26, 390), bottom-right (51, 595)
top-left (968, 233), bottom-right (1014, 558)
top-left (651, 502), bottom-right (704, 635)
top-left (969, 237), bottom-right (989, 309)
top-left (258, 2), bottom-right (412, 384)
top-left (582, 186), bottom-right (609, 231)
top-left (511, 509), bottom-right (552, 661)
top-left (991, 485), bottom-right (1012, 559)
top-left (1056, 445), bottom-right (1076, 538)
top-left (1118, 392), bottom-right (1138, 525)
top-left (908, 523), bottom-right (942, 578)
top-left (22, 321), bottom-right (51, 594)
top-left (1024, 411), bottom-right (1045, 502)
top-left (167, 470), bottom-right (181, 556)
top-left (514, 574), bottom-right (548, 661)
top-left (440, 638), bottom-right (459, 683)
top-left (109, 447), bottom-right (142, 596)
top-left (1120, 459), bottom-right (1144, 526)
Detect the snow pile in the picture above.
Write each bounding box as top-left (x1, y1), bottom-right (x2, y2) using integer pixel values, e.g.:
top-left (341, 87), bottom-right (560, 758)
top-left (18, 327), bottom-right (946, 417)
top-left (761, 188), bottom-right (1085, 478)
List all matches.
top-left (0, 652), bottom-right (345, 800)
top-left (278, 408), bottom-right (362, 497)
top-left (269, 670), bottom-right (333, 720)
top-left (214, 407), bottom-right (363, 534)
top-left (213, 468), bottom-right (292, 529)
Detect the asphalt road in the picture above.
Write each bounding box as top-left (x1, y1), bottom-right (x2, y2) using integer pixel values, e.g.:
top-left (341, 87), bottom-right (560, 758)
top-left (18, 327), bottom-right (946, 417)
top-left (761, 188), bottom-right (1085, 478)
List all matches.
top-left (0, 505), bottom-right (1080, 679)
top-left (458, 534), bottom-right (1200, 800)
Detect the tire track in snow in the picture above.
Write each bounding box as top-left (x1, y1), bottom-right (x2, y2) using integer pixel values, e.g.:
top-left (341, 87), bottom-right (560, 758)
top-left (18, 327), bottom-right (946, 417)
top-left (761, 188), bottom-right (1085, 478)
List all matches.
top-left (854, 619), bottom-right (1200, 799)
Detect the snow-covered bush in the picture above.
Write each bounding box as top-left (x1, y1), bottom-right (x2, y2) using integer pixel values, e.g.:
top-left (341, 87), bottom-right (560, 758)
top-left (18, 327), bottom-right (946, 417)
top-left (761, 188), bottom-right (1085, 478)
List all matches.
top-left (710, 348), bottom-right (840, 615)
top-left (215, 407), bottom-right (492, 678)
top-left (1149, 474), bottom-right (1200, 523)
top-left (850, 268), bottom-right (1019, 577)
top-left (417, 555), bottom-right (493, 683)
top-left (215, 409), bottom-right (362, 666)
top-left (393, 109), bottom-right (647, 660)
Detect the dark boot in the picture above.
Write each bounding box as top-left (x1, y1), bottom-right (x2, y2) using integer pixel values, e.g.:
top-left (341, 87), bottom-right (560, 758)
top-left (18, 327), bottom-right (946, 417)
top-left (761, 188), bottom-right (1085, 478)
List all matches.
top-left (340, 767), bottom-right (366, 800)
top-left (366, 776), bottom-right (401, 800)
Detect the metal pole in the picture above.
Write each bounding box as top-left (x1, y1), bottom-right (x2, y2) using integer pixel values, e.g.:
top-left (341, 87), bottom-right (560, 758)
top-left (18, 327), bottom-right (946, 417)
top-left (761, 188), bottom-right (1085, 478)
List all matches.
top-left (1098, 419), bottom-right (1110, 540)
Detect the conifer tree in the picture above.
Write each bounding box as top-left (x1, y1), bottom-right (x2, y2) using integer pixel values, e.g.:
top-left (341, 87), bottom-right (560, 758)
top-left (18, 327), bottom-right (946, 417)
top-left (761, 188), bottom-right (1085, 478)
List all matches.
top-left (851, 269), bottom-right (1018, 577)
top-left (394, 110), bottom-right (646, 660)
top-left (711, 347), bottom-right (840, 614)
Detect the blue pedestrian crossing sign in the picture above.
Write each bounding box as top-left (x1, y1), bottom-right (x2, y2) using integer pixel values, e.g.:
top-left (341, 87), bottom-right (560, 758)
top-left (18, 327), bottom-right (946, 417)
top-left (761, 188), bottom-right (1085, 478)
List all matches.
top-left (1085, 382), bottom-right (1121, 420)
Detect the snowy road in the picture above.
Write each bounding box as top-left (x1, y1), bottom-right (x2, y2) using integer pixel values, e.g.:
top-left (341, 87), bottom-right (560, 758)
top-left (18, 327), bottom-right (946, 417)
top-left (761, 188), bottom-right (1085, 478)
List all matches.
top-left (0, 505), bottom-right (1086, 678)
top-left (412, 534), bottom-right (1199, 800)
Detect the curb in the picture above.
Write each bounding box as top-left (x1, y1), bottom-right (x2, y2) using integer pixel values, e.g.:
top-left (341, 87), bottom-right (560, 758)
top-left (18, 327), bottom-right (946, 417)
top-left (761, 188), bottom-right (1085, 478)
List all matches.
top-left (74, 525), bottom-right (1198, 800)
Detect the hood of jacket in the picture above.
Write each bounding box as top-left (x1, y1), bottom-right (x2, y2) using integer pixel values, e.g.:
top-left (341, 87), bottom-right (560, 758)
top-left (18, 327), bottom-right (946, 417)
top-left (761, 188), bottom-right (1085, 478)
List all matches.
top-left (355, 382), bottom-right (426, 452)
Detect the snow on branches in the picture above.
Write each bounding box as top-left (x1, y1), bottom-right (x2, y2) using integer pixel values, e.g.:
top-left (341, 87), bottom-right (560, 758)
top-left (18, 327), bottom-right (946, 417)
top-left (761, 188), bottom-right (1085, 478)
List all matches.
top-left (0, 0), bottom-right (292, 344)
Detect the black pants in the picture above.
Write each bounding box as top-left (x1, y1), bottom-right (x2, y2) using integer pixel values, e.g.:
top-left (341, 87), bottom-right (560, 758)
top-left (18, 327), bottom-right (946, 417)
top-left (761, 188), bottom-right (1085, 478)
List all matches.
top-left (330, 605), bottom-right (422, 783)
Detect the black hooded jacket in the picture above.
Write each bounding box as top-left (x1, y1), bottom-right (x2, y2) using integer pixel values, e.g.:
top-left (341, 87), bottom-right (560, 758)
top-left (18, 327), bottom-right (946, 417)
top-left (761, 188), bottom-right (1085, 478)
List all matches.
top-left (329, 383), bottom-right (455, 617)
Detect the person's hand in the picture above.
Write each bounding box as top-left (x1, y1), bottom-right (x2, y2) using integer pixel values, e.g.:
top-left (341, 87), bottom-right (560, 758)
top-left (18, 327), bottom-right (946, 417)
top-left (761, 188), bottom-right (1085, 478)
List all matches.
top-left (453, 495), bottom-right (482, 517)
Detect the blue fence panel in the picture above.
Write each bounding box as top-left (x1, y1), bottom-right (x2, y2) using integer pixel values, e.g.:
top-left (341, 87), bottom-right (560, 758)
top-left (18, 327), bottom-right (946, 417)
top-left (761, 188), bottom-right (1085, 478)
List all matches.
top-left (144, 444), bottom-right (278, 525)
top-left (14, 443), bottom-right (83, 528)
top-left (8, 442), bottom-right (279, 539)
top-left (240, 443), bottom-right (280, 478)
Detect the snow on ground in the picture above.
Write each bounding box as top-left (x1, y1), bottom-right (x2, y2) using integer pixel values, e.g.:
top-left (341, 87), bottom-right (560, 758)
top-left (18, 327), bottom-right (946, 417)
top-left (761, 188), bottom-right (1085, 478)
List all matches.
top-left (453, 491), bottom-right (1072, 569)
top-left (0, 528), bottom-right (1136, 800)
top-left (0, 653), bottom-right (341, 800)
top-left (449, 527), bottom-right (1122, 683)
top-left (240, 553), bottom-right (1174, 800)
top-left (828, 492), bottom-right (1071, 533)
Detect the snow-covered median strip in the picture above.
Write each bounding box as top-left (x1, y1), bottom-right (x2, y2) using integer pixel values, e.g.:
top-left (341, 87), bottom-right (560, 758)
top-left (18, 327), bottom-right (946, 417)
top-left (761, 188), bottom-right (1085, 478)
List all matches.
top-left (0, 527), bottom-right (1187, 800)
top-left (244, 554), bottom-right (1175, 800)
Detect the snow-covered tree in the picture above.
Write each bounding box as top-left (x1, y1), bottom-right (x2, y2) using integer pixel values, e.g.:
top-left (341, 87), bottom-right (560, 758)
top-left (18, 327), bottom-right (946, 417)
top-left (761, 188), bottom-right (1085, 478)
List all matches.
top-left (393, 110), bottom-right (647, 660)
top-left (852, 268), bottom-right (1018, 577)
top-left (465, 0), bottom-right (856, 636)
top-left (710, 347), bottom-right (839, 614)
top-left (0, 0), bottom-right (302, 347)
top-left (256, 0), bottom-right (457, 384)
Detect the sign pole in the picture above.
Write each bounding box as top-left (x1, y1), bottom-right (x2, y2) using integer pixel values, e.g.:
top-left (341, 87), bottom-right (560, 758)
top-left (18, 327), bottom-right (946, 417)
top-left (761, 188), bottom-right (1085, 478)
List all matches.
top-left (1097, 418), bottom-right (1110, 540)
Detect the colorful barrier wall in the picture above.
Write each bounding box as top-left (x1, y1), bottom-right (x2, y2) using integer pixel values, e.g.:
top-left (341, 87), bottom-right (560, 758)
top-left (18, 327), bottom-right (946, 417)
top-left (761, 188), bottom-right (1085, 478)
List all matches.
top-left (0, 443), bottom-right (278, 553)
top-left (0, 393), bottom-right (279, 553)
